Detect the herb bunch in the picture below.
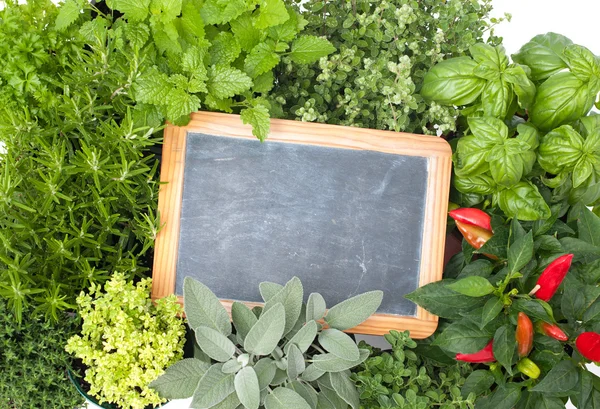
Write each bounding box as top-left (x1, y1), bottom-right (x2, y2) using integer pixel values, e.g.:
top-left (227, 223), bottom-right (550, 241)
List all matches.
top-left (65, 273), bottom-right (186, 409)
top-left (408, 205), bottom-right (600, 409)
top-left (150, 276), bottom-right (383, 409)
top-left (421, 34), bottom-right (600, 220)
top-left (352, 330), bottom-right (475, 409)
top-left (0, 0), bottom-right (334, 322)
top-left (0, 298), bottom-right (83, 409)
top-left (271, 0), bottom-right (508, 135)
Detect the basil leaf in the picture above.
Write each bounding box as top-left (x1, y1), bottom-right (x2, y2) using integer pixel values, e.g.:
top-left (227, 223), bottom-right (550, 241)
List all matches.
top-left (573, 157), bottom-right (594, 188)
top-left (530, 72), bottom-right (597, 131)
top-left (538, 125), bottom-right (584, 175)
top-left (511, 33), bottom-right (572, 81)
top-left (503, 64), bottom-right (536, 109)
top-left (481, 79), bottom-right (512, 119)
top-left (497, 182), bottom-right (551, 221)
top-left (470, 43), bottom-right (509, 73)
top-left (564, 44), bottom-right (600, 82)
top-left (487, 139), bottom-right (529, 188)
top-left (468, 116), bottom-right (509, 141)
top-left (454, 173), bottom-right (497, 195)
top-left (421, 57), bottom-right (486, 106)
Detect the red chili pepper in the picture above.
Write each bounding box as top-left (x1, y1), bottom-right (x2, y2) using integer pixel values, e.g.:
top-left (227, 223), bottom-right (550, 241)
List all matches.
top-left (449, 208), bottom-right (492, 231)
top-left (576, 332), bottom-right (600, 362)
top-left (532, 254), bottom-right (574, 301)
top-left (538, 322), bottom-right (568, 341)
top-left (455, 340), bottom-right (495, 363)
top-left (455, 220), bottom-right (493, 250)
top-left (516, 312), bottom-right (533, 357)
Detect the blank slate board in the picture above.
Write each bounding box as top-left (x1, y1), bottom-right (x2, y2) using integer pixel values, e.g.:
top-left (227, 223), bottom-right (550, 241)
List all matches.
top-left (152, 111), bottom-right (452, 337)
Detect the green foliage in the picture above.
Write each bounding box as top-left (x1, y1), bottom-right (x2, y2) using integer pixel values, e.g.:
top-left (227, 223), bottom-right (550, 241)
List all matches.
top-left (352, 330), bottom-right (475, 409)
top-left (0, 0), bottom-right (332, 322)
top-left (65, 273), bottom-right (186, 409)
top-left (0, 298), bottom-right (83, 409)
top-left (407, 207), bottom-right (600, 409)
top-left (422, 34), bottom-right (600, 220)
top-left (150, 276), bottom-right (383, 408)
top-left (271, 0), bottom-right (508, 135)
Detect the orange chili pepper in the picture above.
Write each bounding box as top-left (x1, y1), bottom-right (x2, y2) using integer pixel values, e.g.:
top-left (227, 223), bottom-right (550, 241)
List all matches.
top-left (516, 312), bottom-right (533, 357)
top-left (455, 220), bottom-right (493, 250)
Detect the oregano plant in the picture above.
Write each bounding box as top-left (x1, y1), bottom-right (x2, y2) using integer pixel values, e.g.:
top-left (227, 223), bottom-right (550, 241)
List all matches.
top-left (150, 276), bottom-right (383, 408)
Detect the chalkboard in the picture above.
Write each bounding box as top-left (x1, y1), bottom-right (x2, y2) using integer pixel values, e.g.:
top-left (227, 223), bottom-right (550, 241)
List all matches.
top-left (152, 112), bottom-right (452, 337)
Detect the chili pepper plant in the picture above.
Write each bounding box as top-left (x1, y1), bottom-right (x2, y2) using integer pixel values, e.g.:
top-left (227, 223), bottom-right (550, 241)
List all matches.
top-left (407, 205), bottom-right (600, 408)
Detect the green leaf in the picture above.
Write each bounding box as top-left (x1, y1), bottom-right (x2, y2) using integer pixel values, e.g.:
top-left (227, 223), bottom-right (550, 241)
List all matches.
top-left (287, 381), bottom-right (318, 409)
top-left (212, 393), bottom-right (241, 409)
top-left (311, 348), bottom-right (369, 373)
top-left (421, 57), bottom-right (486, 106)
top-left (191, 363), bottom-right (235, 408)
top-left (245, 43), bottom-right (280, 78)
top-left (209, 32), bottom-right (242, 66)
top-left (481, 79), bottom-right (512, 119)
top-left (432, 320), bottom-right (491, 354)
top-left (532, 395), bottom-right (567, 409)
top-left (486, 384), bottom-right (522, 409)
top-left (578, 206), bottom-right (600, 246)
top-left (461, 370), bottom-right (495, 398)
top-left (329, 372), bottom-right (359, 409)
top-left (530, 360), bottom-right (579, 395)
top-left (469, 116), bottom-right (508, 141)
top-left (265, 387), bottom-right (311, 409)
top-left (564, 44), bottom-right (600, 81)
top-left (301, 364), bottom-right (325, 382)
top-left (454, 174), bottom-right (497, 196)
top-left (149, 358), bottom-right (210, 399)
top-left (55, 0), bottom-right (81, 31)
top-left (254, 0), bottom-right (290, 29)
top-left (447, 276), bottom-right (495, 297)
top-left (457, 259), bottom-right (495, 280)
top-left (240, 105), bottom-right (271, 141)
top-left (405, 281), bottom-right (487, 320)
top-left (481, 297), bottom-right (503, 329)
top-left (110, 0), bottom-right (150, 21)
top-left (324, 291), bottom-right (382, 331)
top-left (530, 72), bottom-right (597, 131)
top-left (207, 65), bottom-right (253, 100)
top-left (230, 14), bottom-right (264, 52)
top-left (512, 33), bottom-right (572, 81)
top-left (264, 277), bottom-right (304, 336)
top-left (254, 358), bottom-right (277, 390)
top-left (165, 89), bottom-right (200, 121)
top-left (232, 301), bottom-right (258, 342)
top-left (306, 293), bottom-right (326, 322)
top-left (493, 324), bottom-right (516, 375)
top-left (286, 344), bottom-right (305, 379)
top-left (504, 65), bottom-right (536, 110)
top-left (513, 299), bottom-right (554, 323)
top-left (538, 125), bottom-right (584, 175)
top-left (497, 182), bottom-right (551, 221)
top-left (200, 0), bottom-right (245, 25)
top-left (487, 139), bottom-right (529, 188)
top-left (195, 325), bottom-right (236, 362)
top-left (184, 277), bottom-right (232, 336)
top-left (259, 282), bottom-right (284, 302)
top-left (244, 303), bottom-right (285, 356)
top-left (222, 359), bottom-right (242, 374)
top-left (286, 320), bottom-right (318, 354)
top-left (318, 329), bottom-right (359, 361)
top-left (508, 231), bottom-right (534, 274)
top-left (134, 69), bottom-right (172, 106)
top-left (235, 367), bottom-right (260, 409)
top-left (288, 35), bottom-right (336, 64)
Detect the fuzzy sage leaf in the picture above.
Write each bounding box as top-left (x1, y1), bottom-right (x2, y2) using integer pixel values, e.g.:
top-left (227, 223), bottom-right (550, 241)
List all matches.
top-left (324, 291), bottom-right (383, 331)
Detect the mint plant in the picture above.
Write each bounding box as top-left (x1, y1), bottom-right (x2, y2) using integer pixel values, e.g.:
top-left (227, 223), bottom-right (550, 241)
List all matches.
top-left (150, 276), bottom-right (383, 409)
top-left (271, 0), bottom-right (508, 135)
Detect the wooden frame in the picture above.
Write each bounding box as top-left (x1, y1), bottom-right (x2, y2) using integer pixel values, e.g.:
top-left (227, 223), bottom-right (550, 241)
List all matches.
top-left (152, 111), bottom-right (452, 338)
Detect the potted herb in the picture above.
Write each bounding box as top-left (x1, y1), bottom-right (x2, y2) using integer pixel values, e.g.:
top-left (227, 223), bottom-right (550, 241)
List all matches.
top-left (65, 273), bottom-right (186, 409)
top-left (408, 205), bottom-right (600, 408)
top-left (149, 276), bottom-right (383, 408)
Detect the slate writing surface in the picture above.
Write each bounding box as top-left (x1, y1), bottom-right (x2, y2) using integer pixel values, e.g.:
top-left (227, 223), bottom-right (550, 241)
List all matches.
top-left (175, 132), bottom-right (429, 316)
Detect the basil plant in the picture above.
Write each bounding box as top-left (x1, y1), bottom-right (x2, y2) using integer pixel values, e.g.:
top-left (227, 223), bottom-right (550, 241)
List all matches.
top-left (421, 33), bottom-right (600, 221)
top-left (150, 276), bottom-right (383, 409)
